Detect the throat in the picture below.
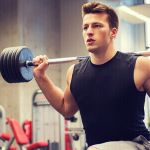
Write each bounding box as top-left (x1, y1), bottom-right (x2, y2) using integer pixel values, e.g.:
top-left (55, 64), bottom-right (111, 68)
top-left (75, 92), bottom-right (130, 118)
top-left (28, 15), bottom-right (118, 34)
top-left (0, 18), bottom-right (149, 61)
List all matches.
top-left (90, 49), bottom-right (117, 65)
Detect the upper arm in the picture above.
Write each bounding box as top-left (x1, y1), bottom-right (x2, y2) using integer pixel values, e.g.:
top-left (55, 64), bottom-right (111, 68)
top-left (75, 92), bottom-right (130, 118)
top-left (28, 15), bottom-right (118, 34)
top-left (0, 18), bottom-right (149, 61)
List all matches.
top-left (135, 56), bottom-right (150, 96)
top-left (63, 64), bottom-right (79, 117)
top-left (142, 57), bottom-right (150, 96)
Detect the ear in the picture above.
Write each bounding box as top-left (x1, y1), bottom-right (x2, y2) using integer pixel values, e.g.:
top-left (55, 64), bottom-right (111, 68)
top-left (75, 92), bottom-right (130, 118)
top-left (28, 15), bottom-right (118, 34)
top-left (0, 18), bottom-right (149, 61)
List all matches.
top-left (111, 28), bottom-right (118, 39)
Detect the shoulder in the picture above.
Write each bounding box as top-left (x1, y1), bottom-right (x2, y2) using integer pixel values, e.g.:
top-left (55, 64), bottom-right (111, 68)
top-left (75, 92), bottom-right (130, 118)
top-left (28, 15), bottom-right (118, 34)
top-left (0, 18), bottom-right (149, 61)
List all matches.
top-left (116, 51), bottom-right (136, 61)
top-left (135, 56), bottom-right (150, 80)
top-left (134, 56), bottom-right (150, 91)
top-left (66, 64), bottom-right (75, 84)
top-left (136, 56), bottom-right (150, 71)
top-left (70, 56), bottom-right (90, 73)
top-left (115, 51), bottom-right (138, 68)
top-left (66, 56), bottom-right (89, 84)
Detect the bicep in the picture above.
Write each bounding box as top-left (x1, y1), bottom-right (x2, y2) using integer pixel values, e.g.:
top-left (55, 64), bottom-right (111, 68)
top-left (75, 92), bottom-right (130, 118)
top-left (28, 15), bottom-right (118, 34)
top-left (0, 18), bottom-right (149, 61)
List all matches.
top-left (63, 64), bottom-right (79, 117)
top-left (136, 57), bottom-right (150, 94)
top-left (63, 85), bottom-right (79, 117)
top-left (144, 79), bottom-right (150, 97)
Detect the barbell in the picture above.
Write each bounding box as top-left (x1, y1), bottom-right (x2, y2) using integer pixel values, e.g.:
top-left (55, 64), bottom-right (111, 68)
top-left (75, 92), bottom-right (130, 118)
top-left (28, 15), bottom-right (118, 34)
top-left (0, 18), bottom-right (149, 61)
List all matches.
top-left (0, 46), bottom-right (86, 83)
top-left (0, 46), bottom-right (150, 83)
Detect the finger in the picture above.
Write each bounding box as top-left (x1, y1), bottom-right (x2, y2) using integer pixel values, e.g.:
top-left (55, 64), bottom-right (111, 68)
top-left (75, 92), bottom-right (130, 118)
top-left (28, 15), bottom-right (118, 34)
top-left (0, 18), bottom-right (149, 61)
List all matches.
top-left (33, 55), bottom-right (47, 65)
top-left (40, 55), bottom-right (48, 65)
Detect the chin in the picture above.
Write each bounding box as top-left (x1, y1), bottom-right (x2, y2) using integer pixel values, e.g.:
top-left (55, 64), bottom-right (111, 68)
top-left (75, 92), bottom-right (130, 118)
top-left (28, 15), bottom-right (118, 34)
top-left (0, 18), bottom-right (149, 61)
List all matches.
top-left (87, 47), bottom-right (98, 53)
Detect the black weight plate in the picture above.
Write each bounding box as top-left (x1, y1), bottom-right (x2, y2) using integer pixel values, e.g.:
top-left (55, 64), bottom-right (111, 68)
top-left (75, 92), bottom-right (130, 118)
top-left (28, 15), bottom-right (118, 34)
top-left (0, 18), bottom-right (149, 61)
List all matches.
top-left (14, 47), bottom-right (24, 82)
top-left (12, 47), bottom-right (23, 83)
top-left (0, 47), bottom-right (34, 83)
top-left (7, 49), bottom-right (18, 83)
top-left (5, 49), bottom-right (14, 83)
top-left (0, 49), bottom-right (6, 81)
top-left (0, 50), bottom-right (3, 72)
top-left (1, 49), bottom-right (9, 82)
top-left (11, 48), bottom-right (21, 83)
top-left (0, 48), bottom-right (6, 75)
top-left (6, 49), bottom-right (13, 83)
top-left (9, 48), bottom-right (17, 82)
top-left (17, 47), bottom-right (33, 82)
top-left (2, 48), bottom-right (19, 83)
top-left (2, 47), bottom-right (22, 83)
top-left (1, 49), bottom-right (11, 82)
top-left (9, 48), bottom-right (20, 83)
top-left (0, 47), bottom-right (23, 83)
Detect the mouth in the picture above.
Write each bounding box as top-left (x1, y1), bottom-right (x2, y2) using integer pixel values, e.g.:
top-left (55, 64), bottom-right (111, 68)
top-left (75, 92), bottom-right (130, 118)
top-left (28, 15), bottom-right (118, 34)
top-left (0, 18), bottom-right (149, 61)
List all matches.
top-left (86, 38), bottom-right (95, 45)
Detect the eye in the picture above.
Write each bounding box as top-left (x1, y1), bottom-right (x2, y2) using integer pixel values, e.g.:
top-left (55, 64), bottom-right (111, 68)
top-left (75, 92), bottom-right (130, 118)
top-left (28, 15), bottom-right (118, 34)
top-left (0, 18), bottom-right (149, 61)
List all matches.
top-left (93, 24), bottom-right (103, 28)
top-left (82, 25), bottom-right (88, 31)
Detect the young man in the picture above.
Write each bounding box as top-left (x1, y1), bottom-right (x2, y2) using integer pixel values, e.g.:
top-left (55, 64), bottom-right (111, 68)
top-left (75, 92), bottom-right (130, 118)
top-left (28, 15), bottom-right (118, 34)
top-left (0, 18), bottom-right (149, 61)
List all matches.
top-left (33, 2), bottom-right (150, 150)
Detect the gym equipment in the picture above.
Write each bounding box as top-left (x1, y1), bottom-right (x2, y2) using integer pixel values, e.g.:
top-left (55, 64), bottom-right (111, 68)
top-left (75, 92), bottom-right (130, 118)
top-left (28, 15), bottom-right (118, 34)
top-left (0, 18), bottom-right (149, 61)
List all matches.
top-left (32, 89), bottom-right (61, 150)
top-left (0, 133), bottom-right (16, 150)
top-left (0, 105), bottom-right (6, 133)
top-left (65, 116), bottom-right (78, 122)
top-left (0, 46), bottom-right (86, 83)
top-left (72, 133), bottom-right (79, 141)
top-left (7, 118), bottom-right (49, 150)
top-left (0, 46), bottom-right (150, 83)
top-left (22, 120), bottom-right (32, 143)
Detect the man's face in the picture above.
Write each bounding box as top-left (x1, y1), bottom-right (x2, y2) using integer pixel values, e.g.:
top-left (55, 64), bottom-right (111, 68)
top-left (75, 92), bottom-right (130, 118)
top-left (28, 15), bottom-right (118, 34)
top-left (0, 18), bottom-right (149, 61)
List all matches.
top-left (82, 13), bottom-right (117, 53)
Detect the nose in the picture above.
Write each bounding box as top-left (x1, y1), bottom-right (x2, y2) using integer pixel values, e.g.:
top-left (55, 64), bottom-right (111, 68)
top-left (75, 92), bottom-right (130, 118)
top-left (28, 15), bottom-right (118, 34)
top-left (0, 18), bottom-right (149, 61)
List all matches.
top-left (87, 26), bottom-right (94, 37)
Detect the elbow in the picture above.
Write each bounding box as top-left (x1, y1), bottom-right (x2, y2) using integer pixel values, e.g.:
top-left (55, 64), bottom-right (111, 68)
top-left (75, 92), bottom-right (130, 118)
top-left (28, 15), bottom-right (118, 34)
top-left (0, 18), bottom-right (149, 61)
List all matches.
top-left (62, 112), bottom-right (76, 119)
top-left (61, 101), bottom-right (79, 118)
top-left (62, 109), bottom-right (77, 119)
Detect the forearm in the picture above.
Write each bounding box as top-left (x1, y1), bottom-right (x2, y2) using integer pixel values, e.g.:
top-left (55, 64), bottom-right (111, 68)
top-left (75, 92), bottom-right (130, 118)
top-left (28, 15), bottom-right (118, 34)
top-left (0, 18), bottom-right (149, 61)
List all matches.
top-left (35, 74), bottom-right (65, 115)
top-left (33, 56), bottom-right (77, 117)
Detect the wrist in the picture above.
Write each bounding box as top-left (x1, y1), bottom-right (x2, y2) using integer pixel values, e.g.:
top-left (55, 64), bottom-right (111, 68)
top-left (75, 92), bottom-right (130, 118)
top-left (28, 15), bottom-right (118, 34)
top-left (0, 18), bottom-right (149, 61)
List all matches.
top-left (33, 71), bottom-right (48, 81)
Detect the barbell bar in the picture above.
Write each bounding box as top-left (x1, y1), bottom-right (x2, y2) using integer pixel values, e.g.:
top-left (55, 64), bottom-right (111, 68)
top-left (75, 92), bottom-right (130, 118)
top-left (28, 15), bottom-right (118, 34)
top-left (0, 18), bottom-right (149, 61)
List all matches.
top-left (0, 46), bottom-right (150, 83)
top-left (26, 56), bottom-right (86, 66)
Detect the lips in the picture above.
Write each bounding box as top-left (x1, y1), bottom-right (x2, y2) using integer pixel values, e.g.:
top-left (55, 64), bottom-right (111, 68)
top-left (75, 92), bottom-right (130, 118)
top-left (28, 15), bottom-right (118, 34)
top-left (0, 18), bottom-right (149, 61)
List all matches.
top-left (86, 38), bottom-right (95, 45)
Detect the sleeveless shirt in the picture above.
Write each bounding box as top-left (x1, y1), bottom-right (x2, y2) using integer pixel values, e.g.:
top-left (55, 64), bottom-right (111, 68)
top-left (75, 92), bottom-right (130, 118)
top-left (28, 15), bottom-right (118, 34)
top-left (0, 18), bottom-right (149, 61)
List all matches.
top-left (70, 51), bottom-right (150, 146)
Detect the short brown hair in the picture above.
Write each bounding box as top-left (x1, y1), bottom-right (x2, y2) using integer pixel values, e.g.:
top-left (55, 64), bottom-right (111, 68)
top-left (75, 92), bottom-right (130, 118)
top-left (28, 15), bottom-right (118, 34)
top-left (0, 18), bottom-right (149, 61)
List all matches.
top-left (82, 2), bottom-right (119, 29)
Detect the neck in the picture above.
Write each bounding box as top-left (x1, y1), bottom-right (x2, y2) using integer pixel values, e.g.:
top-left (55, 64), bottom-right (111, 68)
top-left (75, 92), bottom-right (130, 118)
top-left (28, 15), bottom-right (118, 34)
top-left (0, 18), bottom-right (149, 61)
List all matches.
top-left (89, 43), bottom-right (117, 65)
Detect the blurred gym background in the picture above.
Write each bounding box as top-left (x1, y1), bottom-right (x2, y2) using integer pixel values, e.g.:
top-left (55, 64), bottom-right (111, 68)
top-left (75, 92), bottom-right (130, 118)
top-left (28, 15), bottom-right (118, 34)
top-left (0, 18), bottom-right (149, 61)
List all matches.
top-left (0, 0), bottom-right (150, 149)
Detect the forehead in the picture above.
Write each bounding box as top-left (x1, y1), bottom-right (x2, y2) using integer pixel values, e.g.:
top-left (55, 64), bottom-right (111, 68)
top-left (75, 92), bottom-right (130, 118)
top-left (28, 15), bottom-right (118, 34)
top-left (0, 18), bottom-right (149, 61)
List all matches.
top-left (82, 13), bottom-right (109, 25)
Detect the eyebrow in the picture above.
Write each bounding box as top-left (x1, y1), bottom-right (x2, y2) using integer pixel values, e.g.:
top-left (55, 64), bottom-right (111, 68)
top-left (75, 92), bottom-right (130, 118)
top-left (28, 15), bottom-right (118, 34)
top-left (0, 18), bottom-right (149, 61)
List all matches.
top-left (82, 22), bottom-right (103, 27)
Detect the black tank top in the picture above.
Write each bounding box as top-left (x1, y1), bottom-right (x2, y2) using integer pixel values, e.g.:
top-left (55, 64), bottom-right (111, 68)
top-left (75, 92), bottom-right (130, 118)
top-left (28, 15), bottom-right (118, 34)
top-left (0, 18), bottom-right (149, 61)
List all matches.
top-left (70, 51), bottom-right (150, 146)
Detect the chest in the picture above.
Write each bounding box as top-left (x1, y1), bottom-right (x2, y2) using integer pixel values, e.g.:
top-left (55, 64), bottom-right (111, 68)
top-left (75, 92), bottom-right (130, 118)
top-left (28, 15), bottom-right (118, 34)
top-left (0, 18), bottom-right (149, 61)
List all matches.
top-left (76, 64), bottom-right (132, 94)
top-left (73, 65), bottom-right (135, 110)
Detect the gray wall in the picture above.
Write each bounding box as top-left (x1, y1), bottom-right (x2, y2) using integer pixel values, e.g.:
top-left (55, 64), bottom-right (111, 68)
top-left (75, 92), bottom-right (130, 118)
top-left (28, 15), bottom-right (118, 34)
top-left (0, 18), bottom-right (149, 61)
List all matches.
top-left (60, 0), bottom-right (87, 89)
top-left (0, 0), bottom-right (21, 121)
top-left (0, 0), bottom-right (87, 123)
top-left (115, 20), bottom-right (145, 52)
top-left (18, 0), bottom-right (61, 122)
top-left (0, 0), bottom-right (61, 122)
